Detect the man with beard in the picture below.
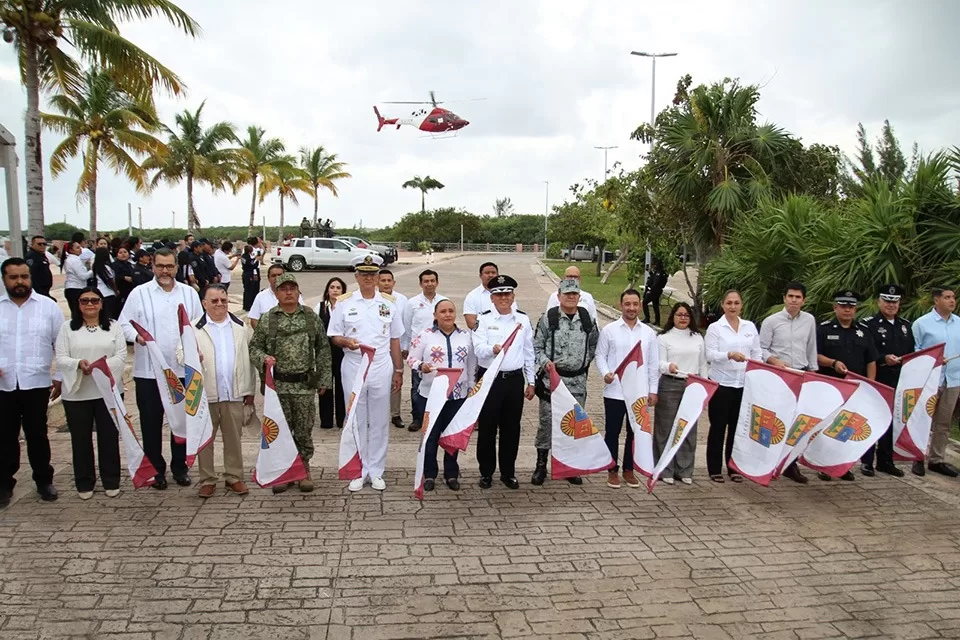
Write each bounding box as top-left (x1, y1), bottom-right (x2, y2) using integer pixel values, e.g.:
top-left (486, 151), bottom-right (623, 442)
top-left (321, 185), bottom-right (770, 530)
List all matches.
top-left (0, 258), bottom-right (65, 507)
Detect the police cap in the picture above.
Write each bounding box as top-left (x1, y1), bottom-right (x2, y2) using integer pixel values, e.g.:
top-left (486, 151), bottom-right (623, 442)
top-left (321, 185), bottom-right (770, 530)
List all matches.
top-left (490, 275), bottom-right (518, 294)
top-left (833, 289), bottom-right (860, 306)
top-left (878, 284), bottom-right (904, 302)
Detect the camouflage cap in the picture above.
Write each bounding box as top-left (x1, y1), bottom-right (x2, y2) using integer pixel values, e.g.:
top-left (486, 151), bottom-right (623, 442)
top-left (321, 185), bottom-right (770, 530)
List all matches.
top-left (558, 278), bottom-right (581, 294)
top-left (275, 272), bottom-right (299, 288)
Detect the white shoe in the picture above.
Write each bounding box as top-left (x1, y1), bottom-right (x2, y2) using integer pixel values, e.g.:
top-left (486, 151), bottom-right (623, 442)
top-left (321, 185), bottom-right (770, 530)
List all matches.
top-left (105, 489), bottom-right (121, 498)
top-left (662, 477), bottom-right (675, 485)
top-left (371, 477), bottom-right (386, 491)
top-left (348, 478), bottom-right (364, 492)
top-left (78, 491), bottom-right (94, 500)
top-left (681, 477), bottom-right (693, 485)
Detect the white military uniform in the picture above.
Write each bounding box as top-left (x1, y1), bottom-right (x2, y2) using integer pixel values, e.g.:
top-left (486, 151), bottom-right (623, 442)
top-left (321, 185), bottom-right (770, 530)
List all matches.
top-left (327, 288), bottom-right (404, 480)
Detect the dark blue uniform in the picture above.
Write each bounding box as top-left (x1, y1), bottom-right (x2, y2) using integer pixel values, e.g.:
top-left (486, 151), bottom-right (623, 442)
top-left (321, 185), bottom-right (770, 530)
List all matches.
top-left (817, 319), bottom-right (879, 378)
top-left (861, 313), bottom-right (915, 470)
top-left (24, 247), bottom-right (53, 298)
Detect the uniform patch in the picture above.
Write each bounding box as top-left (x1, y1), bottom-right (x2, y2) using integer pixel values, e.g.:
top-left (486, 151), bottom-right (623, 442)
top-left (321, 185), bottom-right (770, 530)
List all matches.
top-left (378, 303), bottom-right (391, 318)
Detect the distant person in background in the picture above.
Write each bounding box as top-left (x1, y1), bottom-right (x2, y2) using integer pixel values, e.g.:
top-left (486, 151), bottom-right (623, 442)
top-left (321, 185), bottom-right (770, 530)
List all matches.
top-left (95, 237), bottom-right (109, 251)
top-left (62, 241), bottom-right (92, 322)
top-left (25, 235), bottom-right (53, 299)
top-left (643, 259), bottom-right (669, 326)
top-left (378, 269), bottom-right (409, 429)
top-left (92, 248), bottom-right (120, 320)
top-left (112, 246), bottom-right (135, 312)
top-left (314, 277), bottom-right (348, 429)
top-left (176, 234), bottom-right (195, 286)
top-left (240, 244), bottom-right (260, 311)
top-left (131, 250), bottom-right (154, 288)
top-left (214, 241), bottom-right (240, 292)
top-left (126, 237), bottom-right (142, 254)
top-left (68, 232), bottom-right (94, 268)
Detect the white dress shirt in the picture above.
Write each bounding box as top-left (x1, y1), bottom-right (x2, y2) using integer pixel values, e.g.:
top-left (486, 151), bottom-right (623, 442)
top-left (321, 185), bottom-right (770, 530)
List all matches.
top-left (403, 292), bottom-right (449, 350)
top-left (214, 249), bottom-right (233, 284)
top-left (118, 279), bottom-right (202, 379)
top-left (63, 253), bottom-right (92, 290)
top-left (96, 263), bottom-right (116, 298)
top-left (657, 328), bottom-right (708, 377)
top-left (327, 290), bottom-right (405, 363)
top-left (595, 317), bottom-right (660, 399)
top-left (705, 315), bottom-right (763, 388)
top-left (406, 325), bottom-right (476, 399)
top-left (545, 289), bottom-right (598, 321)
top-left (206, 317), bottom-right (236, 401)
top-left (79, 246), bottom-right (95, 266)
top-left (55, 320), bottom-right (127, 401)
top-left (0, 291), bottom-right (65, 391)
top-left (382, 290), bottom-right (409, 349)
top-left (247, 287), bottom-right (303, 321)
top-left (463, 284), bottom-right (517, 318)
top-left (472, 310), bottom-right (535, 384)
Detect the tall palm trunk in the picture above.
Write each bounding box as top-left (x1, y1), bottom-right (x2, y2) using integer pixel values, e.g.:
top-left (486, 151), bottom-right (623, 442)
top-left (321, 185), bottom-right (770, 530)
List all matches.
top-left (186, 172), bottom-right (196, 232)
top-left (277, 194), bottom-right (286, 243)
top-left (23, 38), bottom-right (45, 237)
top-left (88, 140), bottom-right (100, 237)
top-left (312, 185), bottom-right (319, 226)
top-left (421, 190), bottom-right (425, 214)
top-left (247, 174), bottom-right (258, 237)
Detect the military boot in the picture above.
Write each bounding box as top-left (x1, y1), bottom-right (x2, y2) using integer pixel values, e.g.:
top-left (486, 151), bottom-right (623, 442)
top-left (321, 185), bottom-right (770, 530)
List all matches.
top-left (299, 462), bottom-right (315, 493)
top-left (530, 449), bottom-right (548, 485)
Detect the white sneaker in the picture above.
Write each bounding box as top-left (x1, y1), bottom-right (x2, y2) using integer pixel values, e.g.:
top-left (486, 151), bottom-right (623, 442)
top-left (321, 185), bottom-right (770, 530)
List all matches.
top-left (681, 477), bottom-right (693, 485)
top-left (662, 477), bottom-right (675, 485)
top-left (105, 489), bottom-right (121, 498)
top-left (78, 491), bottom-right (94, 500)
top-left (348, 478), bottom-right (364, 492)
top-left (371, 477), bottom-right (386, 491)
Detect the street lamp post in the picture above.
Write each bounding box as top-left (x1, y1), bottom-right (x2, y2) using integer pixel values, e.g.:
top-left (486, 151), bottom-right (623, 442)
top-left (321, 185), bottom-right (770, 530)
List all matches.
top-left (594, 145), bottom-right (618, 180)
top-left (0, 123), bottom-right (24, 258)
top-left (543, 180), bottom-right (549, 257)
top-left (630, 50), bottom-right (677, 289)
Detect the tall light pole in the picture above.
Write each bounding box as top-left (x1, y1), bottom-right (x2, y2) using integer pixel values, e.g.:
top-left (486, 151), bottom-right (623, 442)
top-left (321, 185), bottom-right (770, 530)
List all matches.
top-left (594, 145), bottom-right (618, 181)
top-left (543, 180), bottom-right (549, 257)
top-left (0, 123), bottom-right (24, 258)
top-left (630, 50), bottom-right (677, 288)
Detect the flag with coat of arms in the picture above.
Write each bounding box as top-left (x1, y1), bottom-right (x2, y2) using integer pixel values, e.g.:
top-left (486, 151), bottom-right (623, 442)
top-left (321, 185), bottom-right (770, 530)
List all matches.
top-left (614, 340), bottom-right (655, 477)
top-left (413, 368), bottom-right (462, 500)
top-left (178, 305), bottom-right (214, 466)
top-left (548, 368), bottom-right (613, 479)
top-left (648, 375), bottom-right (718, 492)
top-left (892, 343), bottom-right (945, 461)
top-left (253, 364), bottom-right (308, 487)
top-left (129, 319), bottom-right (187, 443)
top-left (338, 345), bottom-right (376, 480)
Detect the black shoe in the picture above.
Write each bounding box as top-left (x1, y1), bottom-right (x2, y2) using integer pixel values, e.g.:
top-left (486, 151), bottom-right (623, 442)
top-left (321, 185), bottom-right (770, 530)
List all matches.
top-left (424, 479), bottom-right (435, 492)
top-left (501, 477), bottom-right (520, 490)
top-left (319, 424), bottom-right (334, 430)
top-left (152, 477), bottom-right (168, 490)
top-left (174, 474), bottom-right (192, 487)
top-left (408, 422), bottom-right (421, 433)
top-left (912, 461), bottom-right (926, 477)
top-left (783, 464), bottom-right (809, 484)
top-left (860, 463), bottom-right (875, 477)
top-left (530, 449), bottom-right (548, 486)
top-left (392, 416), bottom-right (405, 429)
top-left (566, 476), bottom-right (583, 485)
top-left (446, 478), bottom-right (460, 491)
top-left (877, 463), bottom-right (905, 478)
top-left (0, 489), bottom-right (10, 509)
top-left (38, 484), bottom-right (58, 502)
top-left (817, 472), bottom-right (832, 482)
top-left (478, 476), bottom-right (492, 489)
top-left (840, 471), bottom-right (855, 481)
top-left (928, 462), bottom-right (959, 478)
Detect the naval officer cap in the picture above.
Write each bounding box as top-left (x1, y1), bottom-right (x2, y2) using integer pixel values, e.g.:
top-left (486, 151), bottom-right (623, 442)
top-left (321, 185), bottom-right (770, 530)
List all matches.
top-left (351, 253), bottom-right (383, 272)
top-left (878, 283), bottom-right (904, 302)
top-left (833, 289), bottom-right (860, 306)
top-left (558, 278), bottom-right (581, 294)
top-left (489, 274), bottom-right (518, 294)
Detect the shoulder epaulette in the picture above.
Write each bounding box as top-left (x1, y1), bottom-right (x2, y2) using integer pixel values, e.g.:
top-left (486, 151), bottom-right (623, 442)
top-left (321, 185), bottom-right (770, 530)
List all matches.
top-left (480, 310), bottom-right (492, 315)
top-left (862, 315), bottom-right (875, 322)
top-left (337, 292), bottom-right (351, 302)
top-left (516, 309), bottom-right (526, 315)
top-left (380, 292), bottom-right (395, 303)
top-left (820, 320), bottom-right (831, 325)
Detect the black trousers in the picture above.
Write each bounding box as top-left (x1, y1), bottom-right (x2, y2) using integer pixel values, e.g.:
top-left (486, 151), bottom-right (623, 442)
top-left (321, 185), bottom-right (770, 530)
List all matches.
top-left (476, 373), bottom-right (524, 479)
top-left (65, 288), bottom-right (83, 322)
top-left (135, 378), bottom-right (187, 479)
top-left (643, 291), bottom-right (662, 325)
top-left (862, 372), bottom-right (899, 467)
top-left (0, 387), bottom-right (54, 491)
top-left (423, 397), bottom-right (464, 480)
top-left (242, 279), bottom-right (259, 312)
top-left (604, 397), bottom-right (635, 472)
top-left (63, 399), bottom-right (121, 492)
top-left (706, 384), bottom-right (743, 476)
top-left (319, 355), bottom-right (345, 429)
top-left (102, 295), bottom-right (119, 321)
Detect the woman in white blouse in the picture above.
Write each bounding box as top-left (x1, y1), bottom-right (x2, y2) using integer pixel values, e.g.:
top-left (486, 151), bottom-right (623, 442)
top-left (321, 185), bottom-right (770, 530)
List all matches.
top-left (704, 290), bottom-right (762, 483)
top-left (54, 287), bottom-right (127, 499)
top-left (61, 241), bottom-right (92, 321)
top-left (655, 302), bottom-right (708, 485)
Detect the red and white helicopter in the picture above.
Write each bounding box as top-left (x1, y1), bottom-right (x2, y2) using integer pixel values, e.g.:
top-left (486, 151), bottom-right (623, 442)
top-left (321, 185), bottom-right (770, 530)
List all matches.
top-left (373, 91), bottom-right (478, 137)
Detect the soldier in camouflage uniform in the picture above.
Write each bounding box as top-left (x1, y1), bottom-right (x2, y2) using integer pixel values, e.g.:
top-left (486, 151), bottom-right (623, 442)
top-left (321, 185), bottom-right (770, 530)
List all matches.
top-left (250, 273), bottom-right (332, 493)
top-left (532, 279), bottom-right (599, 485)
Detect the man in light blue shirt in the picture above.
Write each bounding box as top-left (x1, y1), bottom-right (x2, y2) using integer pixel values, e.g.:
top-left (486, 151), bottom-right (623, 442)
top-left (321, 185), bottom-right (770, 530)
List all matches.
top-left (911, 287), bottom-right (960, 477)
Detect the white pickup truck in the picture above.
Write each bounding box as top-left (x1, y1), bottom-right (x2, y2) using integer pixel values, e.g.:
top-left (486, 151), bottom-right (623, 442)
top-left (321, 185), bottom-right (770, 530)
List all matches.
top-left (562, 244), bottom-right (596, 262)
top-left (272, 237), bottom-right (379, 272)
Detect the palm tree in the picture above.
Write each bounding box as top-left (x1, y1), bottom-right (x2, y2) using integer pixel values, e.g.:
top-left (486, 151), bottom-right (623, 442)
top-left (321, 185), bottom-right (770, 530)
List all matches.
top-left (299, 146), bottom-right (351, 227)
top-left (41, 68), bottom-right (163, 236)
top-left (235, 126), bottom-right (286, 237)
top-left (402, 175), bottom-right (444, 214)
top-left (142, 102), bottom-right (237, 231)
top-left (258, 160), bottom-right (312, 243)
top-left (1, 0), bottom-right (200, 236)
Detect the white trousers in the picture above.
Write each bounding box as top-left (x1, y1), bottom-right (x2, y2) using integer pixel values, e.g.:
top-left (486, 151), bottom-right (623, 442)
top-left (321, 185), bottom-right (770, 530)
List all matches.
top-left (341, 354), bottom-right (392, 480)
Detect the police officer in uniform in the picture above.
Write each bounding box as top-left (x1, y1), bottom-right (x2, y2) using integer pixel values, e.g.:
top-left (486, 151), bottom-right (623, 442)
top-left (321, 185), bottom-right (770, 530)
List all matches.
top-left (25, 236), bottom-right (53, 299)
top-left (249, 272), bottom-right (332, 494)
top-left (860, 284), bottom-right (914, 477)
top-left (327, 254), bottom-right (404, 493)
top-left (473, 275), bottom-right (536, 490)
top-left (816, 289), bottom-right (879, 482)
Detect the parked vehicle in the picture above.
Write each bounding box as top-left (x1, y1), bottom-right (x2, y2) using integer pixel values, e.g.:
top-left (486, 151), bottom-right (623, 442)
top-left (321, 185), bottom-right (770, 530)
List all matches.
top-left (561, 244), bottom-right (596, 262)
top-left (272, 237), bottom-right (379, 272)
top-left (334, 235), bottom-right (397, 264)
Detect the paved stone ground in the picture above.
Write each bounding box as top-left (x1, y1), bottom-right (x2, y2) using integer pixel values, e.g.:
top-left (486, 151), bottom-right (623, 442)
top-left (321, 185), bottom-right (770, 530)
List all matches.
top-left (4, 253), bottom-right (960, 639)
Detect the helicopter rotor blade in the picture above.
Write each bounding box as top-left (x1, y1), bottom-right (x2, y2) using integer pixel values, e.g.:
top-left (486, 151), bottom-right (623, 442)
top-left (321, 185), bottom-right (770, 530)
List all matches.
top-left (430, 90), bottom-right (437, 106)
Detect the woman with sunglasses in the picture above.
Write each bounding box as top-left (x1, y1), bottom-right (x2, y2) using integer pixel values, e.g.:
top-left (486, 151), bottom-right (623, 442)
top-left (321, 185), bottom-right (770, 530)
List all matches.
top-left (54, 287), bottom-right (127, 499)
top-left (655, 301), bottom-right (708, 485)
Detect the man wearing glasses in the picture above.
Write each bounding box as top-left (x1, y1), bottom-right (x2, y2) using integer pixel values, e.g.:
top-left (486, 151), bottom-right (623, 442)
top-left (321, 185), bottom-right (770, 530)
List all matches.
top-left (25, 236), bottom-right (53, 299)
top-left (119, 248), bottom-right (202, 490)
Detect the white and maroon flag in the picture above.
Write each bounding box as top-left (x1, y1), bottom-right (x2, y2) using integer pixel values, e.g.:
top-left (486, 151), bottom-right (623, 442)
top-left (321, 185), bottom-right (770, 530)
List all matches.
top-left (439, 324), bottom-right (522, 454)
top-left (614, 340), bottom-right (655, 477)
top-left (729, 361), bottom-right (804, 486)
top-left (129, 320), bottom-right (187, 444)
top-left (178, 305), bottom-right (214, 467)
top-left (800, 373), bottom-right (894, 477)
top-left (338, 345), bottom-right (376, 480)
top-left (775, 372), bottom-right (859, 477)
top-left (893, 344), bottom-right (945, 461)
top-left (89, 357), bottom-right (157, 488)
top-left (549, 369), bottom-right (614, 480)
top-left (648, 375), bottom-right (718, 492)
top-left (253, 364), bottom-right (308, 488)
top-left (414, 368), bottom-right (461, 500)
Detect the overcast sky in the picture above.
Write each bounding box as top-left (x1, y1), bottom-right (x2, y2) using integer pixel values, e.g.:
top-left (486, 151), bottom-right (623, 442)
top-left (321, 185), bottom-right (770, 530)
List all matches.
top-left (2, 0), bottom-right (959, 234)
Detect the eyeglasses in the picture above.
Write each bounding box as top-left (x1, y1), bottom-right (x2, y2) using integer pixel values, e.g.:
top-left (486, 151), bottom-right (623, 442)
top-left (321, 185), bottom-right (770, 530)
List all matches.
top-left (78, 298), bottom-right (102, 305)
top-left (674, 313), bottom-right (691, 318)
top-left (206, 299), bottom-right (228, 306)
top-left (154, 264), bottom-right (177, 271)
top-left (34, 242), bottom-right (47, 247)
